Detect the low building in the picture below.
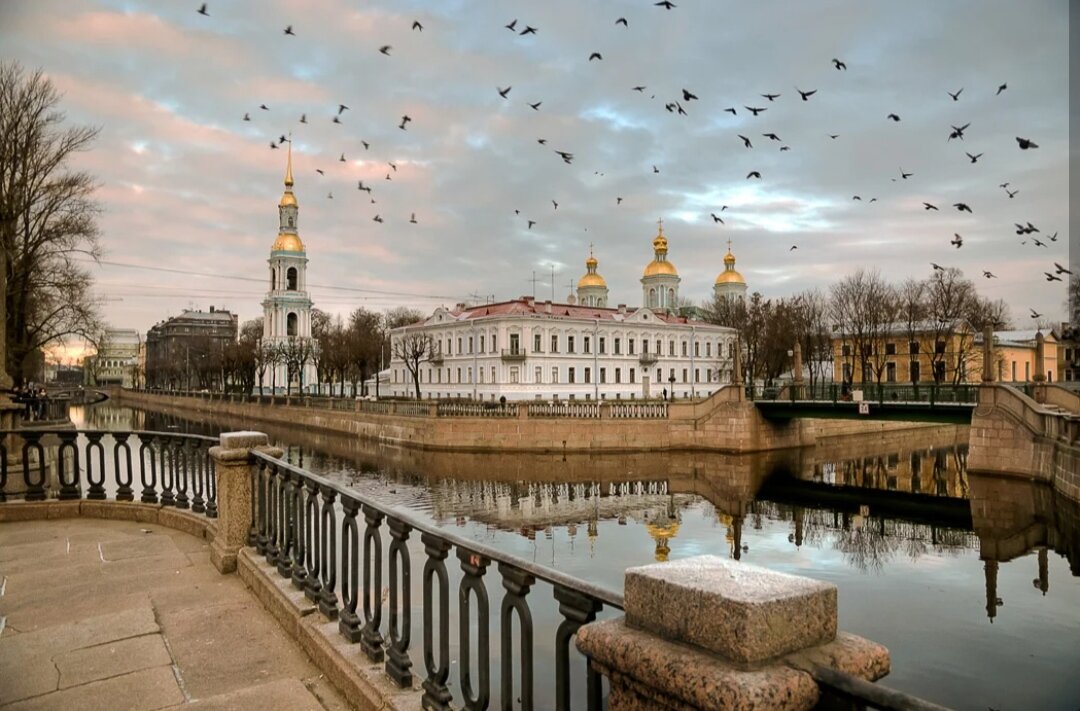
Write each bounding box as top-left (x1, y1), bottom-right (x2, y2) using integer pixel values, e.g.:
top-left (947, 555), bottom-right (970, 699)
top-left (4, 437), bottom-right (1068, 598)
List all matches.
top-left (146, 306), bottom-right (238, 390)
top-left (85, 329), bottom-right (141, 388)
top-left (977, 330), bottom-right (1059, 383)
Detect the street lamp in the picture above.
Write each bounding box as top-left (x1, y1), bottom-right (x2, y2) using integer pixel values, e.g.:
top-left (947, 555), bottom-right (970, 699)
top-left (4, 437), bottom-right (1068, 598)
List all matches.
top-left (668, 373), bottom-right (675, 402)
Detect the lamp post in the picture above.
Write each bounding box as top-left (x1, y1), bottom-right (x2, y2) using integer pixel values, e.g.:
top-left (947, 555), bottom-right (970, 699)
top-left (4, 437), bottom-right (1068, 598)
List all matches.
top-left (668, 373), bottom-right (675, 402)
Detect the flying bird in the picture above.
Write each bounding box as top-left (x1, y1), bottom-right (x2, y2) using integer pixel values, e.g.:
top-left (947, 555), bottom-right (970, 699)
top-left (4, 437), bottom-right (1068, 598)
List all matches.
top-left (555, 150), bottom-right (574, 164)
top-left (710, 213), bottom-right (724, 223)
top-left (505, 19), bottom-right (517, 31)
top-left (790, 245), bottom-right (798, 251)
top-left (388, 162), bottom-right (397, 172)
top-left (682, 89), bottom-right (698, 101)
top-left (1055, 262), bottom-right (1072, 275)
top-left (1030, 309), bottom-right (1043, 319)
top-left (589, 52), bottom-right (603, 61)
top-left (617, 197), bottom-right (623, 204)
top-left (339, 153), bottom-right (346, 162)
top-left (537, 138), bottom-right (547, 145)
top-left (527, 220), bottom-right (536, 229)
top-left (315, 169), bottom-right (324, 175)
top-left (652, 165), bottom-right (660, 173)
top-left (373, 215), bottom-right (383, 223)
top-left (738, 135), bottom-right (753, 148)
top-left (923, 202), bottom-right (939, 210)
top-left (724, 107), bottom-right (737, 115)
top-left (498, 86), bottom-right (512, 98)
top-left (948, 123), bottom-right (970, 140)
top-left (900, 169), bottom-right (913, 179)
top-left (746, 171), bottom-right (761, 179)
top-left (332, 116), bottom-right (342, 124)
top-left (337, 104), bottom-right (349, 115)
top-left (852, 195), bottom-right (862, 201)
top-left (269, 142), bottom-right (279, 150)
top-left (655, 0), bottom-right (676, 8)
top-left (1033, 238), bottom-right (1048, 248)
top-left (242, 113), bottom-right (250, 121)
top-left (357, 180), bottom-right (371, 192)
top-left (1049, 232), bottom-right (1058, 242)
top-left (763, 132), bottom-right (781, 142)
top-left (983, 271), bottom-right (996, 279)
top-left (997, 83), bottom-right (1007, 95)
top-left (410, 212), bottom-right (418, 223)
top-left (197, 3), bottom-right (209, 16)
top-left (1016, 137), bottom-right (1038, 150)
top-left (632, 86), bottom-right (646, 92)
top-left (399, 115), bottom-right (411, 130)
top-left (796, 87), bottom-right (817, 101)
top-left (999, 182), bottom-right (1010, 188)
top-left (966, 152), bottom-right (983, 163)
top-left (528, 101), bottom-right (542, 111)
top-left (259, 104), bottom-right (269, 110)
top-left (886, 113), bottom-right (901, 122)
top-left (951, 234), bottom-right (963, 249)
top-left (552, 200), bottom-right (558, 210)
top-left (361, 140), bottom-right (369, 150)
top-left (779, 145), bottom-right (790, 151)
top-left (761, 93), bottom-right (780, 101)
top-left (412, 20), bottom-right (423, 31)
top-left (284, 25), bottom-right (295, 36)
top-left (299, 113), bottom-right (307, 123)
top-left (379, 45), bottom-right (391, 55)
top-left (829, 134), bottom-right (839, 139)
top-left (616, 17), bottom-right (628, 26)
top-left (744, 106), bottom-right (767, 116)
top-left (327, 191), bottom-right (333, 199)
top-left (1006, 189), bottom-right (1018, 198)
top-left (832, 58), bottom-right (846, 70)
top-left (869, 198), bottom-right (877, 203)
top-left (1045, 273), bottom-right (1062, 282)
top-left (953, 202), bottom-right (972, 213)
top-left (947, 88), bottom-right (963, 101)
top-left (520, 25), bottom-right (538, 35)
top-left (931, 263), bottom-right (945, 271)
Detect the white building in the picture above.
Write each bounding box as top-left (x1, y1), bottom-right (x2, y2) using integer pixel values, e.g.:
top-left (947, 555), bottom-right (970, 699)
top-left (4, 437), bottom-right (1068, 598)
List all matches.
top-left (261, 142), bottom-right (318, 392)
top-left (86, 328), bottom-right (141, 388)
top-left (387, 224), bottom-right (739, 401)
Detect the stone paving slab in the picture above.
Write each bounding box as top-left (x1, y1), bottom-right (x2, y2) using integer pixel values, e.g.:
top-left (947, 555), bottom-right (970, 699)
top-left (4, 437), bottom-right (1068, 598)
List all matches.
top-left (0, 518), bottom-right (348, 710)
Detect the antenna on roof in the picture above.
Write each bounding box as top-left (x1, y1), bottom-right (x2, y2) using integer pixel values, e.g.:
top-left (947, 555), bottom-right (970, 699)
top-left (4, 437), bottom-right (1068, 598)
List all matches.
top-left (528, 271), bottom-right (539, 299)
top-left (550, 264), bottom-right (556, 301)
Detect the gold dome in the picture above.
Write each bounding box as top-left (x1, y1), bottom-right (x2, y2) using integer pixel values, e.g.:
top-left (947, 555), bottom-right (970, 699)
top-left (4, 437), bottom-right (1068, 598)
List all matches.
top-left (279, 191), bottom-right (297, 207)
top-left (652, 233), bottom-right (668, 254)
top-left (715, 244), bottom-right (745, 285)
top-left (578, 273), bottom-right (607, 289)
top-left (644, 219), bottom-right (678, 277)
top-left (644, 259), bottom-right (679, 277)
top-left (585, 254), bottom-right (598, 269)
top-left (272, 232), bottom-right (305, 252)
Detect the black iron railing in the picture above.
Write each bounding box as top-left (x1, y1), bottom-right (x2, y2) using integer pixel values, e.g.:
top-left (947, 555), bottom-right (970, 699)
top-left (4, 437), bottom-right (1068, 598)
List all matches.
top-left (0, 429), bottom-right (217, 511)
top-left (747, 382), bottom-right (979, 405)
top-left (248, 449), bottom-right (618, 710)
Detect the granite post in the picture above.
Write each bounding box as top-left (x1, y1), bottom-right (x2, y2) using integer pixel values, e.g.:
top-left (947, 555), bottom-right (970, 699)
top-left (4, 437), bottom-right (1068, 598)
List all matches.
top-left (209, 431), bottom-right (283, 574)
top-left (792, 341), bottom-right (804, 400)
top-left (981, 325), bottom-right (995, 383)
top-left (576, 555), bottom-right (890, 711)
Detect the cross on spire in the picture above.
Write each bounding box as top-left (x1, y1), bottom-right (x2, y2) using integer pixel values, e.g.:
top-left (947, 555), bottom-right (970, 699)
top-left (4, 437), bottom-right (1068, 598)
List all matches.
top-left (727, 238), bottom-right (733, 252)
top-left (657, 217), bottom-right (664, 234)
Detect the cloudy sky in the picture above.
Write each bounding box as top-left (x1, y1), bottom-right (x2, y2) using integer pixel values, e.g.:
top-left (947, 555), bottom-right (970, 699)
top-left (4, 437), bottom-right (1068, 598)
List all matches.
top-left (2, 0), bottom-right (1070, 343)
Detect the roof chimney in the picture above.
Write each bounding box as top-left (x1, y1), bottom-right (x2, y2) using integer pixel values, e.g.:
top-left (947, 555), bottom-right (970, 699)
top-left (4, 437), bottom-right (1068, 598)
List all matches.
top-left (210, 305), bottom-right (215, 313)
top-left (618, 304), bottom-right (627, 314)
top-left (545, 300), bottom-right (552, 314)
top-left (525, 296), bottom-right (535, 307)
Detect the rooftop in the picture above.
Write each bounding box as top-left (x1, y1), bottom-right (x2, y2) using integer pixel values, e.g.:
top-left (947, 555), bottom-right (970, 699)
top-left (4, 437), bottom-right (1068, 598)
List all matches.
top-left (417, 297), bottom-right (711, 327)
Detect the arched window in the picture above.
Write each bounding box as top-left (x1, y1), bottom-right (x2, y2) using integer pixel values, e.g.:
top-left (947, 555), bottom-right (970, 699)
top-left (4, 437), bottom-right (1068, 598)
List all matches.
top-left (287, 267), bottom-right (298, 291)
top-left (668, 288), bottom-right (675, 305)
top-left (649, 288), bottom-right (657, 308)
top-left (270, 268), bottom-right (276, 290)
top-left (287, 312), bottom-right (298, 336)
top-left (288, 216), bottom-right (294, 227)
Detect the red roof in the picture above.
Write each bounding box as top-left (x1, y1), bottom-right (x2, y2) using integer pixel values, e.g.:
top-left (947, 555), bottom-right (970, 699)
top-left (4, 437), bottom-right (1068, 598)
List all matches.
top-left (440, 297), bottom-right (696, 324)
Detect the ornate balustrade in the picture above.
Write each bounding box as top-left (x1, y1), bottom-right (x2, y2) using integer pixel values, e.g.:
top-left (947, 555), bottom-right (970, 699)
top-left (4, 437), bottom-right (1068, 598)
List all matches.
top-left (436, 402), bottom-right (518, 418)
top-left (608, 402), bottom-right (667, 419)
top-left (526, 402), bottom-right (602, 419)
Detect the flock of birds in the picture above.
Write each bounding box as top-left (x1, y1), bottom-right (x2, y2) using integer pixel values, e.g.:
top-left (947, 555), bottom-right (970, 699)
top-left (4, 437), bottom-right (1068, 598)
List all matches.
top-left (194, 2), bottom-right (1062, 320)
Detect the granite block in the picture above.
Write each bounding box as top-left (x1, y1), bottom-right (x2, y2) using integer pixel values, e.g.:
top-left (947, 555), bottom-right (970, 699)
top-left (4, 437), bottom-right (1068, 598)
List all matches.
top-left (624, 555), bottom-right (836, 664)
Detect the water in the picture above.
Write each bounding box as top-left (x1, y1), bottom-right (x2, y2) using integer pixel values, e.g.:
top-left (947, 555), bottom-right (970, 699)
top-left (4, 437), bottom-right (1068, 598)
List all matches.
top-left (72, 403), bottom-right (1080, 711)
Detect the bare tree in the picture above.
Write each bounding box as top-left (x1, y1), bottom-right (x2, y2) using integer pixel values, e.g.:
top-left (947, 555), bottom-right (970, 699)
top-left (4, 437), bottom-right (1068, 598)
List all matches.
top-left (897, 278), bottom-right (927, 386)
top-left (391, 329), bottom-right (434, 399)
top-left (0, 62), bottom-right (103, 384)
top-left (925, 268), bottom-right (977, 383)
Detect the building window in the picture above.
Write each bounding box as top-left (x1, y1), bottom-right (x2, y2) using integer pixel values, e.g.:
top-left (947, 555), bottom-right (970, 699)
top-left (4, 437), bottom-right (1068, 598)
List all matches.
top-left (457, 368), bottom-right (462, 383)
top-left (629, 338), bottom-right (636, 355)
top-left (585, 367), bottom-right (592, 383)
top-left (630, 368), bottom-right (636, 383)
top-left (614, 338), bottom-right (621, 355)
top-left (599, 337), bottom-right (606, 354)
top-left (510, 334), bottom-right (520, 354)
top-left (286, 267), bottom-right (298, 291)
top-left (910, 341), bottom-right (920, 355)
top-left (479, 368), bottom-right (484, 383)
top-left (510, 367), bottom-right (519, 384)
top-left (480, 335), bottom-right (485, 353)
top-left (669, 340), bottom-right (675, 357)
top-left (1011, 361), bottom-right (1017, 381)
top-left (583, 336), bottom-right (591, 354)
top-left (568, 336), bottom-right (575, 353)
top-left (694, 342), bottom-right (700, 357)
top-left (569, 367), bottom-right (576, 384)
top-left (935, 362), bottom-right (946, 382)
top-left (885, 343), bottom-right (896, 356)
top-left (682, 342), bottom-right (688, 357)
top-left (694, 369), bottom-right (700, 383)
top-left (551, 367), bottom-right (558, 384)
top-left (490, 367), bottom-right (495, 383)
top-left (842, 344), bottom-right (851, 357)
top-left (534, 334), bottom-right (542, 353)
top-left (600, 368), bottom-right (606, 383)
top-left (656, 368), bottom-right (661, 383)
top-left (551, 334), bottom-right (559, 353)
top-left (286, 312), bottom-right (298, 336)
top-left (935, 340), bottom-right (946, 355)
top-left (911, 362), bottom-right (921, 382)
top-left (458, 338), bottom-right (463, 354)
top-left (886, 362), bottom-right (896, 382)
top-left (467, 367), bottom-right (473, 384)
top-left (535, 366), bottom-right (542, 383)
top-left (842, 363), bottom-right (852, 382)
top-left (706, 342), bottom-right (712, 357)
top-left (615, 368), bottom-right (621, 384)
top-left (1024, 362), bottom-right (1030, 381)
top-left (682, 368), bottom-right (688, 383)
top-left (468, 337), bottom-right (474, 354)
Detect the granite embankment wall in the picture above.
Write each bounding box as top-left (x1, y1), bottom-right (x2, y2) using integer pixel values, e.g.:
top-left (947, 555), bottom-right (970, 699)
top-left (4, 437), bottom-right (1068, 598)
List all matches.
top-left (115, 388), bottom-right (946, 455)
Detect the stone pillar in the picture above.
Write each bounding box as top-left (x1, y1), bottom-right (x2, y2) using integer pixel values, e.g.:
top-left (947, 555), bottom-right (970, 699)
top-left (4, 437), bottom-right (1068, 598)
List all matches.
top-left (982, 325), bottom-right (995, 383)
top-left (576, 555), bottom-right (890, 710)
top-left (209, 431), bottom-right (283, 574)
top-left (792, 341), bottom-right (804, 399)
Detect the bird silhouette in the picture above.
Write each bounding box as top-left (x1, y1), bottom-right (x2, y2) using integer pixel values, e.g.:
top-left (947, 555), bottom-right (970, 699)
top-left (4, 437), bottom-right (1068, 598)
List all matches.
top-left (527, 220), bottom-right (536, 229)
top-left (996, 83), bottom-right (1007, 95)
top-left (724, 107), bottom-right (737, 115)
top-left (745, 106), bottom-right (767, 116)
top-left (339, 153), bottom-right (346, 162)
top-left (412, 20), bottom-right (423, 31)
top-left (528, 101), bottom-right (542, 111)
top-left (277, 134), bottom-right (287, 145)
top-left (763, 132), bottom-right (781, 142)
top-left (632, 86), bottom-right (646, 92)
top-left (931, 263), bottom-right (945, 271)
top-left (498, 86), bottom-right (512, 98)
top-left (1016, 137), bottom-right (1039, 150)
top-left (1045, 273), bottom-right (1062, 282)
top-left (588, 52), bottom-right (602, 61)
top-left (616, 17), bottom-right (628, 26)
top-left (197, 3), bottom-right (209, 16)
top-left (242, 113), bottom-right (250, 121)
top-left (299, 113), bottom-right (307, 123)
top-left (796, 87), bottom-right (817, 101)
top-left (953, 203), bottom-right (972, 213)
top-left (1055, 262), bottom-right (1072, 275)
top-left (327, 191), bottom-right (333, 199)
top-left (948, 123), bottom-right (970, 141)
top-left (829, 134), bottom-right (839, 139)
top-left (373, 214), bottom-right (383, 223)
top-left (886, 113), bottom-right (901, 122)
top-left (399, 115), bottom-right (411, 130)
top-left (655, 0), bottom-right (676, 8)
top-left (947, 88), bottom-right (963, 101)
top-left (966, 152), bottom-right (983, 163)
top-left (552, 200), bottom-right (558, 210)
top-left (682, 89), bottom-right (698, 101)
top-left (923, 202), bottom-right (939, 210)
top-left (259, 104), bottom-right (269, 110)
top-left (520, 25), bottom-right (538, 35)
top-left (337, 104), bottom-right (349, 115)
top-left (1049, 232), bottom-right (1058, 242)
top-left (537, 138), bottom-right (547, 145)
top-left (832, 58), bottom-right (846, 70)
top-left (999, 182), bottom-right (1010, 188)
top-left (1006, 189), bottom-right (1018, 198)
top-left (410, 212), bottom-right (418, 223)
top-left (357, 180), bottom-right (370, 192)
top-left (789, 245), bottom-right (798, 251)
top-left (1033, 238), bottom-right (1047, 248)
top-left (332, 116), bottom-right (342, 124)
top-left (852, 195), bottom-right (862, 201)
top-left (505, 19), bottom-right (517, 31)
top-left (361, 140), bottom-right (370, 150)
top-left (738, 135), bottom-right (752, 148)
top-left (388, 162), bottom-right (397, 172)
top-left (869, 198), bottom-right (877, 203)
top-left (779, 145), bottom-right (790, 151)
top-left (385, 173), bottom-right (392, 181)
top-left (1026, 221), bottom-right (1039, 233)
top-left (710, 213), bottom-right (724, 223)
top-left (951, 234), bottom-right (963, 249)
top-left (379, 45), bottom-right (391, 55)
top-left (746, 171), bottom-right (761, 179)
top-left (900, 169), bottom-right (913, 179)
top-left (555, 151), bottom-right (573, 164)
top-left (761, 93), bottom-right (780, 101)
top-left (315, 169), bottom-right (324, 175)
top-left (617, 197), bottom-right (623, 204)
top-left (269, 142), bottom-right (279, 150)
top-left (983, 271), bottom-right (996, 279)
top-left (284, 25), bottom-right (295, 36)
top-left (1030, 309), bottom-right (1042, 319)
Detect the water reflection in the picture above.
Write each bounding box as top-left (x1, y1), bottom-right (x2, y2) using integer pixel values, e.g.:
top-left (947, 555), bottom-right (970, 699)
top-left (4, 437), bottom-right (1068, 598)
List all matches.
top-left (73, 402), bottom-right (1080, 709)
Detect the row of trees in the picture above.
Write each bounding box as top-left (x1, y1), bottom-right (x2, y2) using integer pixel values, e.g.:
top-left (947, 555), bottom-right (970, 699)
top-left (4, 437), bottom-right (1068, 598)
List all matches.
top-left (704, 266), bottom-right (1013, 388)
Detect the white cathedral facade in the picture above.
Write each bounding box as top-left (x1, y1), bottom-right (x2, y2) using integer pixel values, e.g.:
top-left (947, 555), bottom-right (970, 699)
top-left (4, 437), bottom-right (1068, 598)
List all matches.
top-left (261, 144), bottom-right (318, 392)
top-left (385, 222), bottom-right (748, 401)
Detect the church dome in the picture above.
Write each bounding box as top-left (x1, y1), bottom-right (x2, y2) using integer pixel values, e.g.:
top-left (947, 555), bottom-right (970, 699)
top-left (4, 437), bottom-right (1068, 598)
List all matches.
top-left (272, 232), bottom-right (305, 252)
top-left (715, 247), bottom-right (745, 285)
top-left (578, 250), bottom-right (607, 289)
top-left (279, 191), bottom-right (297, 207)
top-left (644, 220), bottom-right (678, 278)
top-left (644, 260), bottom-right (679, 277)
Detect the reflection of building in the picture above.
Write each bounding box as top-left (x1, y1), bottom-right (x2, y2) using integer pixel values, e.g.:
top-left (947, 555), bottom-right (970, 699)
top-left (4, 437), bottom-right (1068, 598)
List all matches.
top-left (831, 323), bottom-right (1059, 385)
top-left (86, 328), bottom-right (141, 387)
top-left (262, 142), bottom-right (317, 392)
top-left (146, 306), bottom-right (238, 389)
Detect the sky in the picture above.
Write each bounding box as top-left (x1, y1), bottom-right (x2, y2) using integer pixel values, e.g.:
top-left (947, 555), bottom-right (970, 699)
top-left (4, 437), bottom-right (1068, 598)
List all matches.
top-left (1, 0), bottom-right (1070, 351)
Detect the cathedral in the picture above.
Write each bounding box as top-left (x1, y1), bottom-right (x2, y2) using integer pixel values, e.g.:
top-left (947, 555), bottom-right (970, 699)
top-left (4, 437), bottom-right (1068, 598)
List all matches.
top-left (385, 222), bottom-right (744, 401)
top-left (261, 143), bottom-right (318, 392)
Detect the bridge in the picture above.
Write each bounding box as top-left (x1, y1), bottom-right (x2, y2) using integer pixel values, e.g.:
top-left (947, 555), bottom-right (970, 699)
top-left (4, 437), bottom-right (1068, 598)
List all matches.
top-left (750, 383), bottom-right (978, 425)
top-left (48, 387), bottom-right (109, 405)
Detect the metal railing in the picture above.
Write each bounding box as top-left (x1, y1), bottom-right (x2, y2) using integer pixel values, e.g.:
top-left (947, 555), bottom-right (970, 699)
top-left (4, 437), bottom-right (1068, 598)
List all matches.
top-left (608, 402), bottom-right (668, 419)
top-left (437, 402), bottom-right (518, 418)
top-left (249, 449), bottom-right (619, 710)
top-left (526, 401), bottom-right (602, 419)
top-left (0, 429), bottom-right (217, 511)
top-left (12, 396), bottom-right (71, 425)
top-left (748, 382), bottom-right (979, 405)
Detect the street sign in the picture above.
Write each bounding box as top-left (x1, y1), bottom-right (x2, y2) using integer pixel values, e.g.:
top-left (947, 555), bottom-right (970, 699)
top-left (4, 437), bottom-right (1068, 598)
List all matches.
top-left (858, 402), bottom-right (870, 415)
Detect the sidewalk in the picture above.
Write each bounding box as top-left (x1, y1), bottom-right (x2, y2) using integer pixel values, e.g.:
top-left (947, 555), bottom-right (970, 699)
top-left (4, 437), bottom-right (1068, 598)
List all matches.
top-left (0, 518), bottom-right (349, 710)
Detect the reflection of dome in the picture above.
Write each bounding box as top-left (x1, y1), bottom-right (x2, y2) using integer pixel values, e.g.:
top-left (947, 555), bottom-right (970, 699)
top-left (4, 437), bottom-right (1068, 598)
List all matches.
top-left (646, 520), bottom-right (680, 562)
top-left (272, 232), bottom-right (305, 252)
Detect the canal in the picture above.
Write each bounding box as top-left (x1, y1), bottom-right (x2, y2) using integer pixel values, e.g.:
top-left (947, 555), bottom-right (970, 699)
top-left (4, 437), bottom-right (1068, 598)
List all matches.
top-left (74, 402), bottom-right (1080, 711)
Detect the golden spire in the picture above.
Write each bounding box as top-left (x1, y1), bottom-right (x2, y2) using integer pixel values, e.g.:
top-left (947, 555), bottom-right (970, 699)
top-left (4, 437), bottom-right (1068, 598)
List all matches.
top-left (284, 134), bottom-right (294, 187)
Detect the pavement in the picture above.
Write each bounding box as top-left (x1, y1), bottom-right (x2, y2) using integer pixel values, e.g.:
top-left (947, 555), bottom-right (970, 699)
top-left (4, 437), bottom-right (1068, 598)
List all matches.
top-left (0, 518), bottom-right (351, 711)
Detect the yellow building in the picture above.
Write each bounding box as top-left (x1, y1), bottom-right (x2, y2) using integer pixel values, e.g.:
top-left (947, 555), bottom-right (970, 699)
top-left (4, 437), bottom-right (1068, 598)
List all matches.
top-left (830, 324), bottom-right (1058, 385)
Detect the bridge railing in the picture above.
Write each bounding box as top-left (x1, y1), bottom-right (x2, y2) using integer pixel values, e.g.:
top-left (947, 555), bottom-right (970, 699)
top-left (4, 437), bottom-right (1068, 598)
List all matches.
top-left (12, 396), bottom-right (72, 425)
top-left (748, 382), bottom-right (979, 405)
